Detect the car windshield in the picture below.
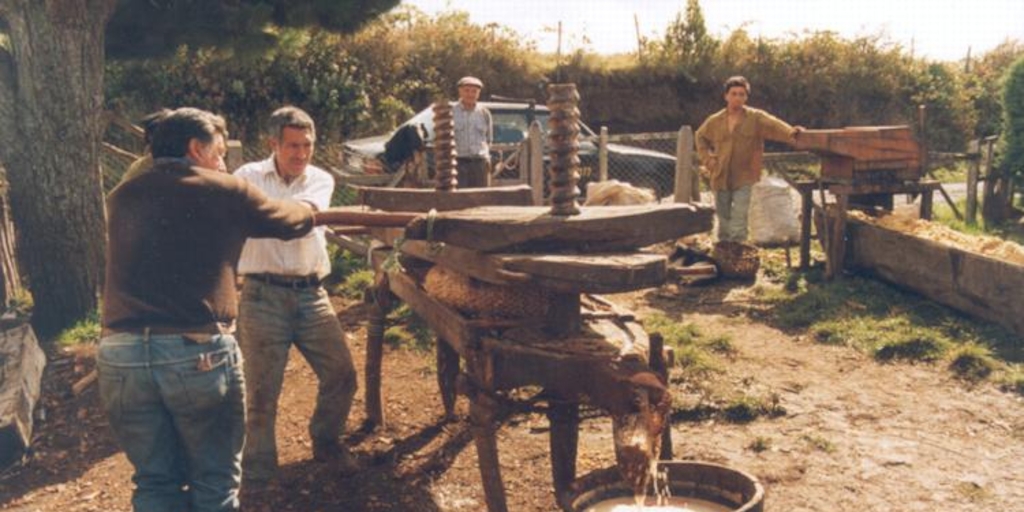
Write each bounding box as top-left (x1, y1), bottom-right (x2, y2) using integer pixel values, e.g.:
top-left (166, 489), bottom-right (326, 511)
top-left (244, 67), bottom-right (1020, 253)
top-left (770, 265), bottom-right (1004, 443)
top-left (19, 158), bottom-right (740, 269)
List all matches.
top-left (404, 104), bottom-right (597, 145)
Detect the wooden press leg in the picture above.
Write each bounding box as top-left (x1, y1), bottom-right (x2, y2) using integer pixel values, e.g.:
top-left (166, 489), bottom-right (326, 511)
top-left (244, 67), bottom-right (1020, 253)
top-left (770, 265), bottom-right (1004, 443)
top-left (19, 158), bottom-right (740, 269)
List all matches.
top-left (470, 393), bottom-right (508, 512)
top-left (826, 193), bottom-right (849, 280)
top-left (364, 297), bottom-right (386, 429)
top-left (800, 186), bottom-right (813, 270)
top-left (546, 292), bottom-right (581, 337)
top-left (648, 334), bottom-right (673, 461)
top-left (436, 337), bottom-right (460, 421)
top-left (548, 401), bottom-right (580, 506)
top-left (920, 188), bottom-right (934, 220)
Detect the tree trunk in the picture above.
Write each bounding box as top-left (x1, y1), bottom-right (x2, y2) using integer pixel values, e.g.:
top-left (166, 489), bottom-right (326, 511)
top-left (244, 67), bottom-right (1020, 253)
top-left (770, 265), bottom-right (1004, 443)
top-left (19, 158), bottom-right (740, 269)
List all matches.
top-left (0, 167), bottom-right (23, 308)
top-left (0, 1), bottom-right (117, 339)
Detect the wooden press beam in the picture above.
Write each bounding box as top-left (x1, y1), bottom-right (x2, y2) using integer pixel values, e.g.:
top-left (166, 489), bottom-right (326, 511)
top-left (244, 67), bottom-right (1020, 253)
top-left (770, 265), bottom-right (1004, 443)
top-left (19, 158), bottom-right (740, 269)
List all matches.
top-left (404, 203), bottom-right (715, 253)
top-left (355, 184), bottom-right (533, 212)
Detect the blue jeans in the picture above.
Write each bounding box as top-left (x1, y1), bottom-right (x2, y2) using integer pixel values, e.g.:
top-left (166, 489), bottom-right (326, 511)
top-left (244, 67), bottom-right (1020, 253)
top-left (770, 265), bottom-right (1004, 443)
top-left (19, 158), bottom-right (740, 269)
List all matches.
top-left (97, 332), bottom-right (246, 512)
top-left (714, 184), bottom-right (753, 242)
top-left (238, 279), bottom-right (356, 482)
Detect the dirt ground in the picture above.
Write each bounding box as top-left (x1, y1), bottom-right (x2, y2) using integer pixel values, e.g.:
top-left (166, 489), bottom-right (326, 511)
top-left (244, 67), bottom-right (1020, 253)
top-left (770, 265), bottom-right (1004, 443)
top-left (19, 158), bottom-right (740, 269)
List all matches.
top-left (2, 273), bottom-right (1023, 512)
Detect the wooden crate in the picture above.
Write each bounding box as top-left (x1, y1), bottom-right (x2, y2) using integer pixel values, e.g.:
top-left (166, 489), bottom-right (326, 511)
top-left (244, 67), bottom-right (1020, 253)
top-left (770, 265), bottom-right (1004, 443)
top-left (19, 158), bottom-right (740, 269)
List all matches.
top-left (794, 126), bottom-right (921, 183)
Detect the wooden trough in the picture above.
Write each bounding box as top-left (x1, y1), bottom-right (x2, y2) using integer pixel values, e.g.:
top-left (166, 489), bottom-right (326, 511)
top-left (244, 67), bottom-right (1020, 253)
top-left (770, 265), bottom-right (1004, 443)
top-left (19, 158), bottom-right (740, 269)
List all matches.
top-left (846, 218), bottom-right (1024, 337)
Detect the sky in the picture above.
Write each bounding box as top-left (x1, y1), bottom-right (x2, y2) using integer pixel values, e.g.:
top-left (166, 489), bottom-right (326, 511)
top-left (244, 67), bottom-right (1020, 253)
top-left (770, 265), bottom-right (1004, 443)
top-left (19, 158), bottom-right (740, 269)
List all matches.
top-left (402, 0), bottom-right (1024, 62)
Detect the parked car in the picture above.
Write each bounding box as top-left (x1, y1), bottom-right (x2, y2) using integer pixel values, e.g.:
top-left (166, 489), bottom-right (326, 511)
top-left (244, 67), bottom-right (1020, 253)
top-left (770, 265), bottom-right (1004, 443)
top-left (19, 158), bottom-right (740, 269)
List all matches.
top-left (340, 101), bottom-right (677, 198)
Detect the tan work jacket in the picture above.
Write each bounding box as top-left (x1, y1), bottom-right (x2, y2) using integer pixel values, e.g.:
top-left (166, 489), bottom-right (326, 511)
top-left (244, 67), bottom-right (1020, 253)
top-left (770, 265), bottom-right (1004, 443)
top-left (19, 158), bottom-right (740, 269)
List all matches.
top-left (695, 106), bottom-right (795, 191)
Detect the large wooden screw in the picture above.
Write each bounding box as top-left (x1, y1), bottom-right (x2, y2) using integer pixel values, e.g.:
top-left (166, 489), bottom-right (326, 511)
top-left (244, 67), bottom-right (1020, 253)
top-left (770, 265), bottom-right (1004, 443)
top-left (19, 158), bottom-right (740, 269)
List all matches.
top-left (546, 83), bottom-right (582, 216)
top-left (433, 101), bottom-right (457, 191)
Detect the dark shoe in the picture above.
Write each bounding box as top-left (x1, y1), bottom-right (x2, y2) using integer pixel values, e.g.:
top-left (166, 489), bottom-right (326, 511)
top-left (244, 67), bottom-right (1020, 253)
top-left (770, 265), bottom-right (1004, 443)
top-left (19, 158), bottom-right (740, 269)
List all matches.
top-left (312, 441), bottom-right (360, 475)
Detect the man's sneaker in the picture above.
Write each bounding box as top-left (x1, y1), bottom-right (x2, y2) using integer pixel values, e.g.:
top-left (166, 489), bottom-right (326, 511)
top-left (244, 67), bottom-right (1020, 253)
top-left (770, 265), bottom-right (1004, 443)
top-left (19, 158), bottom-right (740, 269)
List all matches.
top-left (312, 441), bottom-right (360, 475)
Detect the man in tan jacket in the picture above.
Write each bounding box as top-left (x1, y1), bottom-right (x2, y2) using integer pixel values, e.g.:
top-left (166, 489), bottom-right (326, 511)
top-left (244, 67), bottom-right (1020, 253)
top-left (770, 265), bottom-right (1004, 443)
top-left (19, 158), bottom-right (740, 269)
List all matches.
top-left (696, 76), bottom-right (802, 242)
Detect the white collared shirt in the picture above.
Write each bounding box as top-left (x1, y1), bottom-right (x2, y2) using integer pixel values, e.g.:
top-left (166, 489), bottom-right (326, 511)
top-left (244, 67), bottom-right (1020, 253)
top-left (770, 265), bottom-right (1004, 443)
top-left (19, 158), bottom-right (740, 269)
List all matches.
top-left (235, 156), bottom-right (333, 279)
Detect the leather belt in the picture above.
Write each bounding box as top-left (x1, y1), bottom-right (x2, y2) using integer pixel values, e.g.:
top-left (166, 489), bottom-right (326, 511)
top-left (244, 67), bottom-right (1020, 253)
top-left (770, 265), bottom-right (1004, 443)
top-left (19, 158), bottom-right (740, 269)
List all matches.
top-left (101, 322), bottom-right (234, 344)
top-left (246, 273), bottom-right (322, 289)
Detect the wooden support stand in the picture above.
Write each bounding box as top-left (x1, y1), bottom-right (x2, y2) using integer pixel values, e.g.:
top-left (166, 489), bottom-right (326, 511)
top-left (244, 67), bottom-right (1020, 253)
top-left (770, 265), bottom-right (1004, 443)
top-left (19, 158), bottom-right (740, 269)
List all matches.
top-left (357, 188), bottom-right (693, 511)
top-left (794, 179), bottom-right (941, 276)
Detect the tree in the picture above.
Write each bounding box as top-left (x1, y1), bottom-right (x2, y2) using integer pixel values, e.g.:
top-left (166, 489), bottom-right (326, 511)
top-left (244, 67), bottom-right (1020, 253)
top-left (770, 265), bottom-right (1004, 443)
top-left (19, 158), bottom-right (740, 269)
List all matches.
top-left (0, 0), bottom-right (397, 339)
top-left (0, 1), bottom-right (116, 339)
top-left (1000, 56), bottom-right (1024, 184)
top-left (657, 0), bottom-right (718, 75)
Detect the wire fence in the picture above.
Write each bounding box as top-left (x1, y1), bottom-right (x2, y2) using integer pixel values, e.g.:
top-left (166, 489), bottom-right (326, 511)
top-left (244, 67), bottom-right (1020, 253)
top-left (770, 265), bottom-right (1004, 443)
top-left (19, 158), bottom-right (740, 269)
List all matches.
top-left (100, 125), bottom-right (692, 203)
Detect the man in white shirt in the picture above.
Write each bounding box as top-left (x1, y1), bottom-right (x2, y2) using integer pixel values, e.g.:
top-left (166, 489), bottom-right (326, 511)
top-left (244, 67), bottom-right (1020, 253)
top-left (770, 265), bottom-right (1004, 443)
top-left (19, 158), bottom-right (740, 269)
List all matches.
top-left (453, 75), bottom-right (493, 188)
top-left (234, 106), bottom-right (358, 487)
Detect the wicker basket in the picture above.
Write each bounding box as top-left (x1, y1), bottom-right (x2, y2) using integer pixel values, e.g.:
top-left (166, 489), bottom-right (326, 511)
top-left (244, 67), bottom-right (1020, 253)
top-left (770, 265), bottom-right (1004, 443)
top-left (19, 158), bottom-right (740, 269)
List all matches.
top-left (423, 265), bottom-right (550, 318)
top-left (712, 241), bottom-right (761, 279)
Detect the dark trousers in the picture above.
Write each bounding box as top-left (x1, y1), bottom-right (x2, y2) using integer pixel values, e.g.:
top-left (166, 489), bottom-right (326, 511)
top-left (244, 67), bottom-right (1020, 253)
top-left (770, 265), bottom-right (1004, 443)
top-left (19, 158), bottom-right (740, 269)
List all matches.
top-left (456, 157), bottom-right (491, 188)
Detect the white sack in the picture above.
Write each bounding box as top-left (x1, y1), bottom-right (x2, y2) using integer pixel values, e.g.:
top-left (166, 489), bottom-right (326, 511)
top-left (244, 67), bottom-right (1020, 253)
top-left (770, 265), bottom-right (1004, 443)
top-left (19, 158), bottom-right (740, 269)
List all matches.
top-left (749, 175), bottom-right (800, 245)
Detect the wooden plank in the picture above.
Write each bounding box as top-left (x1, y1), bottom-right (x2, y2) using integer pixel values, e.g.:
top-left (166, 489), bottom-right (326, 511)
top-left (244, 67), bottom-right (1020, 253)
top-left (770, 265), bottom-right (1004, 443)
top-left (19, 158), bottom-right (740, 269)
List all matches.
top-left (316, 206), bottom-right (419, 227)
top-left (403, 203), bottom-right (714, 253)
top-left (398, 240), bottom-right (532, 286)
top-left (846, 219), bottom-right (1024, 336)
top-left (0, 324), bottom-right (46, 470)
top-left (400, 240), bottom-right (668, 293)
top-left (500, 253), bottom-right (667, 293)
top-left (355, 185), bottom-right (533, 212)
top-left (386, 269), bottom-right (478, 354)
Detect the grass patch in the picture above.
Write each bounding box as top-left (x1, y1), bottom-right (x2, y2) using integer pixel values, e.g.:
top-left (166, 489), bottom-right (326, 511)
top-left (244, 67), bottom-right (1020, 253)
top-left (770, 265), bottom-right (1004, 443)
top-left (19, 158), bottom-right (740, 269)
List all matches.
top-left (645, 312), bottom-right (731, 380)
top-left (384, 304), bottom-right (433, 351)
top-left (333, 269), bottom-right (374, 300)
top-left (325, 246), bottom-right (370, 296)
top-left (56, 312), bottom-right (101, 347)
top-left (955, 481), bottom-right (991, 502)
top-left (948, 343), bottom-right (997, 382)
top-left (874, 334), bottom-right (952, 363)
top-left (746, 436), bottom-right (772, 453)
top-left (723, 393), bottom-right (786, 423)
top-left (801, 434), bottom-right (836, 453)
top-left (999, 364), bottom-right (1024, 396)
top-left (760, 267), bottom-right (1020, 370)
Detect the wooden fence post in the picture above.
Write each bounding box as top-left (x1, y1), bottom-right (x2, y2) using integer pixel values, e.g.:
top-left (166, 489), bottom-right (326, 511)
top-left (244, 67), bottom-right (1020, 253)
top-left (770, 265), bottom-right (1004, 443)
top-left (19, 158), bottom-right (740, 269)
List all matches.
top-left (598, 126), bottom-right (608, 183)
top-left (528, 121), bottom-right (544, 206)
top-left (966, 140), bottom-right (980, 225)
top-left (226, 140), bottom-right (244, 173)
top-left (674, 126), bottom-right (697, 203)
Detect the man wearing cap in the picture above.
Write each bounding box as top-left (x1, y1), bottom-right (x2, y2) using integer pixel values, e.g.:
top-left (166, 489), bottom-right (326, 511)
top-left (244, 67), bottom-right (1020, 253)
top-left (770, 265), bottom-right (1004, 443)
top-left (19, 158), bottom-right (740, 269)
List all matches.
top-left (453, 76), bottom-right (493, 188)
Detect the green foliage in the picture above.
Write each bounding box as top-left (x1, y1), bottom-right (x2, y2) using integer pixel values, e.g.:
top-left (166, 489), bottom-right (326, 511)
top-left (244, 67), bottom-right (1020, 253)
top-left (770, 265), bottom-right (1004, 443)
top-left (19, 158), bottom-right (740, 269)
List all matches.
top-left (999, 55), bottom-right (1024, 184)
top-left (107, 31), bottom-right (371, 141)
top-left (56, 312), bottom-right (101, 347)
top-left (963, 41), bottom-right (1024, 138)
top-left (105, 0), bottom-right (400, 59)
top-left (647, 0), bottom-right (718, 76)
top-left (333, 269), bottom-right (373, 300)
top-left (385, 304), bottom-right (433, 351)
